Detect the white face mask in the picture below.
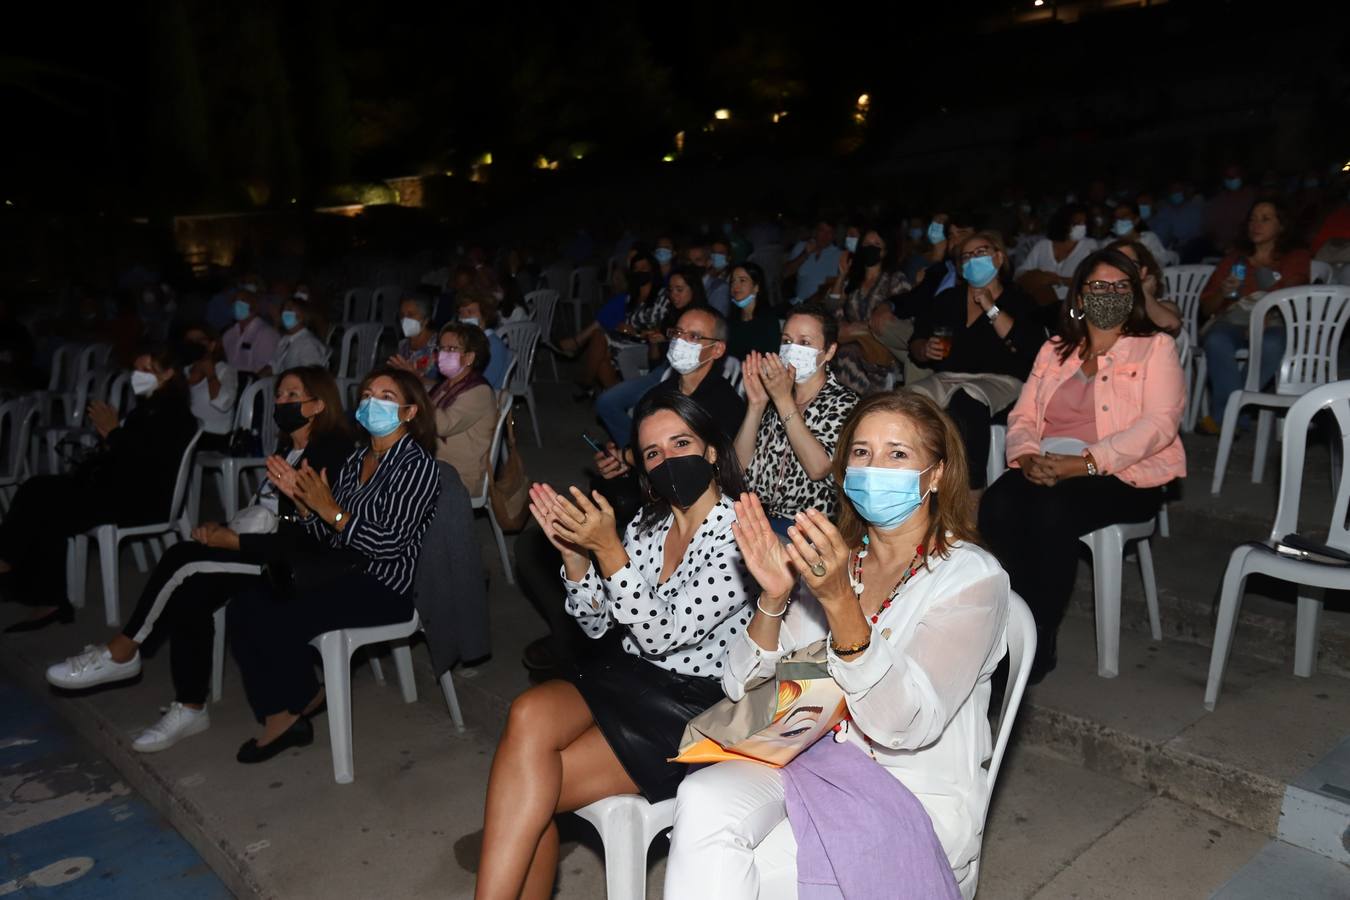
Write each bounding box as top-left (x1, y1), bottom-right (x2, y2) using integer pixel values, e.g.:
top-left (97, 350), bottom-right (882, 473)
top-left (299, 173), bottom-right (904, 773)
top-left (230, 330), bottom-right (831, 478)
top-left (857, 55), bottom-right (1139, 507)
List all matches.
top-left (401, 317), bottom-right (423, 338)
top-left (844, 235), bottom-right (859, 252)
top-left (666, 338), bottom-right (705, 374)
top-left (778, 343), bottom-right (821, 383)
top-left (459, 316), bottom-right (480, 328)
top-left (1068, 223), bottom-right (1088, 241)
top-left (130, 370), bottom-right (160, 396)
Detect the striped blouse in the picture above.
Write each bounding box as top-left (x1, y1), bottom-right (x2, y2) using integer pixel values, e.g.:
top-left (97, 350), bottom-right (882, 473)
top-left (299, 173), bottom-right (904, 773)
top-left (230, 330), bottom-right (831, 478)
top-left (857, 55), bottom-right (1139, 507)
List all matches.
top-left (302, 433), bottom-right (440, 596)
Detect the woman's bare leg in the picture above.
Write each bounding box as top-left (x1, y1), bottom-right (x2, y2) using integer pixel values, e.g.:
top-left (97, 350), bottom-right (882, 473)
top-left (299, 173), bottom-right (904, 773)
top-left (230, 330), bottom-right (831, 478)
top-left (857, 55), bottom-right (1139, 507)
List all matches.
top-left (477, 681), bottom-right (637, 900)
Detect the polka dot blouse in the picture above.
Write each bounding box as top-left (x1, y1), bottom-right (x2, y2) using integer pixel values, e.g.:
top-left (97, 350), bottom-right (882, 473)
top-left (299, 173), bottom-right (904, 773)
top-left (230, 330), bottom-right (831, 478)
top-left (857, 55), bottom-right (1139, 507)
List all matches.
top-left (561, 494), bottom-right (755, 678)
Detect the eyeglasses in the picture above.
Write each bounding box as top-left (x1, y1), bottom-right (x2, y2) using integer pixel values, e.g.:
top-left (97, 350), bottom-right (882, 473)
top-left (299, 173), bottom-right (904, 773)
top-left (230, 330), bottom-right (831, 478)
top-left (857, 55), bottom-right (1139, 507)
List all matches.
top-left (1084, 280), bottom-right (1134, 295)
top-left (958, 247), bottom-right (994, 262)
top-left (438, 345), bottom-right (464, 354)
top-left (666, 327), bottom-right (719, 345)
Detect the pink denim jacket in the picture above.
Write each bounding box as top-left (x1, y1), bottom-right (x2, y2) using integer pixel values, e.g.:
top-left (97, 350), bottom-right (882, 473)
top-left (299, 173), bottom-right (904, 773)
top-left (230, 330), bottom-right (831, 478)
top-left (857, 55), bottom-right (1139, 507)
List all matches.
top-left (1006, 333), bottom-right (1186, 488)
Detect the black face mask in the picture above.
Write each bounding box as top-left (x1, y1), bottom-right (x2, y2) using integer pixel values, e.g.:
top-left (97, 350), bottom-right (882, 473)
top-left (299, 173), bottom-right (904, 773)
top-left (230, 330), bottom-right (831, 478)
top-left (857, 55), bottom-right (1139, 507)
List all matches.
top-left (179, 341), bottom-right (207, 367)
top-left (856, 245), bottom-right (883, 268)
top-left (273, 401), bottom-right (312, 434)
top-left (629, 271), bottom-right (654, 292)
top-left (646, 454), bottom-right (715, 509)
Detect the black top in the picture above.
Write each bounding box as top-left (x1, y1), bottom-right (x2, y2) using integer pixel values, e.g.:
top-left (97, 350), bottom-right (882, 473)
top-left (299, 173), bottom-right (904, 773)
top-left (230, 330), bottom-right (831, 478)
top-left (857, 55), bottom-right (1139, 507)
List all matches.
top-left (649, 360), bottom-right (747, 443)
top-left (76, 387), bottom-right (199, 526)
top-left (911, 281), bottom-right (1045, 380)
top-left (726, 311), bottom-right (781, 360)
top-left (239, 428), bottom-right (358, 562)
top-left (891, 259), bottom-right (956, 319)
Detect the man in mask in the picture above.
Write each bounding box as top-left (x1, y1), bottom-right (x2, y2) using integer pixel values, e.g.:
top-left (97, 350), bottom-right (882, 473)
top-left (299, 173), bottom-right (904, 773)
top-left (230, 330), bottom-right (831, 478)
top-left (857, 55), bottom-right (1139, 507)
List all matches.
top-left (783, 220), bottom-right (841, 304)
top-left (689, 242), bottom-right (732, 316)
top-left (221, 290), bottom-right (280, 374)
top-left (1204, 162), bottom-right (1257, 255)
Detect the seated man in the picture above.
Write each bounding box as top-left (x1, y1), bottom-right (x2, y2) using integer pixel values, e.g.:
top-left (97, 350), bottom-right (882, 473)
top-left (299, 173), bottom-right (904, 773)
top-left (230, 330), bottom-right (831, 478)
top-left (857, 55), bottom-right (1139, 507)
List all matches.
top-left (222, 290), bottom-right (281, 375)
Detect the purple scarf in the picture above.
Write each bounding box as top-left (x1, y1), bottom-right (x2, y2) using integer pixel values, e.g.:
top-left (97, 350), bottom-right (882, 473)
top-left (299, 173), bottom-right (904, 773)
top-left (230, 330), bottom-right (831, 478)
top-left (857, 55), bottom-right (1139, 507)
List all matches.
top-left (781, 737), bottom-right (960, 900)
top-left (431, 370), bottom-right (488, 409)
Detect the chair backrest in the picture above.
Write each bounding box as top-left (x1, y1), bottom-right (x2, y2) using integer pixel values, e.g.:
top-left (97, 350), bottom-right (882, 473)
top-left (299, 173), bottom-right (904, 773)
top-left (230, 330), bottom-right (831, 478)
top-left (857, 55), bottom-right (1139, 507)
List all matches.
top-left (527, 289), bottom-right (559, 340)
top-left (1244, 285), bottom-right (1350, 395)
top-left (569, 266), bottom-right (599, 305)
top-left (47, 343), bottom-right (78, 392)
top-left (0, 397), bottom-right (38, 478)
top-left (336, 324), bottom-right (384, 380)
top-left (233, 376), bottom-right (274, 434)
top-left (478, 390), bottom-right (515, 500)
top-left (343, 287), bottom-right (372, 324)
top-left (107, 371), bottom-right (135, 415)
top-left (64, 368), bottom-right (102, 427)
top-left (169, 428), bottom-right (206, 526)
top-left (1269, 380), bottom-right (1350, 552)
top-left (1173, 328), bottom-right (1193, 373)
top-left (540, 262), bottom-right (571, 294)
top-left (1310, 260), bottom-right (1334, 284)
top-left (720, 355), bottom-right (743, 390)
top-left (371, 284), bottom-right (403, 326)
top-left (498, 321), bottom-right (540, 392)
top-left (1162, 264), bottom-right (1214, 345)
top-left (497, 356), bottom-right (518, 392)
top-left (985, 591), bottom-right (1036, 813)
top-left (74, 344), bottom-right (101, 380)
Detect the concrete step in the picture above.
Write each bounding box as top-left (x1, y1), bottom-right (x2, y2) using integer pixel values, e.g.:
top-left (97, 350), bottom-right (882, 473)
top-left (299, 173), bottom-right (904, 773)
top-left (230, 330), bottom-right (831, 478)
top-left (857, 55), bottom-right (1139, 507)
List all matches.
top-left (1279, 736), bottom-right (1350, 866)
top-left (1209, 841), bottom-right (1350, 899)
top-left (1017, 614), bottom-right (1350, 837)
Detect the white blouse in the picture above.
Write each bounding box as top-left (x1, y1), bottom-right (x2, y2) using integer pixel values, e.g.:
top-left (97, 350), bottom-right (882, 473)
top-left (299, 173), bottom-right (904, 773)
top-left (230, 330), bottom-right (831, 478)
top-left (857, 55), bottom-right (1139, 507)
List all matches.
top-left (563, 495), bottom-right (755, 677)
top-left (1015, 237), bottom-right (1099, 300)
top-left (722, 541), bottom-right (1009, 891)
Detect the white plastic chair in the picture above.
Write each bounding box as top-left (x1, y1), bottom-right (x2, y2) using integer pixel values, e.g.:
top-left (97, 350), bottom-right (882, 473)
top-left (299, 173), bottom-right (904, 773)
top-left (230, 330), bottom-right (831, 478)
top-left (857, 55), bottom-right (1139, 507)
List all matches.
top-left (36, 343), bottom-right (81, 427)
top-left (527, 288), bottom-right (562, 380)
top-left (189, 377), bottom-right (275, 524)
top-left (720, 355), bottom-right (743, 392)
top-left (1211, 286), bottom-right (1350, 494)
top-left (38, 367), bottom-right (102, 474)
top-left (342, 288), bottom-right (372, 324)
top-left (0, 397), bottom-right (39, 512)
top-left (334, 323), bottom-right (385, 407)
top-left (566, 265), bottom-right (599, 333)
top-left (1163, 264), bottom-right (1215, 431)
top-left (469, 390), bottom-right (517, 585)
top-left (575, 592), bottom-right (1037, 899)
top-left (987, 423), bottom-right (1008, 489)
top-left (497, 321), bottom-right (542, 447)
top-left (1310, 260), bottom-right (1334, 284)
top-left (1203, 381), bottom-right (1350, 709)
top-left (67, 428), bottom-right (203, 626)
top-left (370, 284), bottom-right (403, 330)
top-left (1079, 520), bottom-right (1161, 678)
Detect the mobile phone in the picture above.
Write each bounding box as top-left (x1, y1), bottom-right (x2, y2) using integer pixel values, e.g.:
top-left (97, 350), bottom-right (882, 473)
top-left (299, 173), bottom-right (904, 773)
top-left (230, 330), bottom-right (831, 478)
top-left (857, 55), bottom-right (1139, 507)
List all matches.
top-left (582, 432), bottom-right (606, 455)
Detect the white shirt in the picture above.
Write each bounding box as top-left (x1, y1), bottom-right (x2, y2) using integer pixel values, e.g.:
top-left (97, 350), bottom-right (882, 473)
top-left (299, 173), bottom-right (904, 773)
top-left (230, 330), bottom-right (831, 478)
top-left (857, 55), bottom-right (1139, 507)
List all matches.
top-left (187, 361), bottom-right (238, 435)
top-left (272, 327), bottom-right (329, 372)
top-left (562, 494), bottom-right (754, 677)
top-left (1015, 236), bottom-right (1099, 282)
top-left (222, 317), bottom-right (281, 374)
top-left (723, 541), bottom-right (1009, 882)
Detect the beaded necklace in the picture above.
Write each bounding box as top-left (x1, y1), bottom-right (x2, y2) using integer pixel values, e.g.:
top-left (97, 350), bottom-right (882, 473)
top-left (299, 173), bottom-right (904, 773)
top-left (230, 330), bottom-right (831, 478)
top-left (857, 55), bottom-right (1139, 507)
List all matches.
top-left (848, 534), bottom-right (928, 623)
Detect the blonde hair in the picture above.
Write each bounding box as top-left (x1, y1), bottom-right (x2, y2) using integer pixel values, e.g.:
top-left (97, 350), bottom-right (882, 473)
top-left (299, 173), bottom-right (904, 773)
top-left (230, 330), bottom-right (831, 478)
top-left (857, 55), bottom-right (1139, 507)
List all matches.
top-left (830, 391), bottom-right (980, 558)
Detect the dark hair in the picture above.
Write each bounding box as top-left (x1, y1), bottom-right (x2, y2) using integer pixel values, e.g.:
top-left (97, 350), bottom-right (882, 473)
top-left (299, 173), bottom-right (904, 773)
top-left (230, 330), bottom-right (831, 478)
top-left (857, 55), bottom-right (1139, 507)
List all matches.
top-left (784, 300), bottom-right (838, 350)
top-left (629, 391), bottom-right (747, 532)
top-left (1235, 195), bottom-right (1302, 257)
top-left (137, 342), bottom-right (190, 402)
top-left (1104, 238), bottom-right (1168, 300)
top-left (732, 261), bottom-right (771, 318)
top-left (947, 209), bottom-right (978, 231)
top-left (667, 265), bottom-right (709, 310)
top-left (438, 321), bottom-right (491, 373)
top-left (844, 229), bottom-right (892, 295)
top-left (356, 365), bottom-right (437, 452)
top-left (627, 251), bottom-right (662, 312)
top-left (1056, 248), bottom-right (1162, 362)
top-left (831, 391), bottom-right (978, 559)
top-left (456, 288), bottom-right (499, 327)
top-left (1047, 203), bottom-right (1088, 242)
top-left (278, 366), bottom-right (353, 446)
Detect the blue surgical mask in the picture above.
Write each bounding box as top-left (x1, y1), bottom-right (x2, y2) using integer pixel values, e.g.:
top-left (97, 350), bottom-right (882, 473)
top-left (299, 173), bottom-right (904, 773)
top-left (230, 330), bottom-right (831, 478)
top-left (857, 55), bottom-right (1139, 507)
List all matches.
top-left (654, 247), bottom-right (674, 265)
top-left (1137, 203), bottom-right (1152, 220)
top-left (710, 252), bottom-right (728, 270)
top-left (843, 465), bottom-right (934, 530)
top-left (844, 235), bottom-right (859, 252)
top-left (281, 310), bottom-right (300, 331)
top-left (961, 255), bottom-right (998, 288)
top-left (908, 226), bottom-right (923, 242)
top-left (355, 397), bottom-right (406, 437)
top-left (926, 221), bottom-right (946, 244)
top-left (1224, 177), bottom-right (1243, 191)
top-left (1112, 218), bottom-right (1135, 237)
top-left (1169, 191), bottom-right (1185, 205)
top-left (233, 300), bottom-right (251, 322)
top-left (733, 292), bottom-right (756, 309)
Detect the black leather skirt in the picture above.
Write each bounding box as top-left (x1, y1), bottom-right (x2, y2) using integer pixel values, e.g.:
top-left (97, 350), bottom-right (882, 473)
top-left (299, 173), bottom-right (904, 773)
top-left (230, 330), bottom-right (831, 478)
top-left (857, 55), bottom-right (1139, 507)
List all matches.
top-left (569, 648), bottom-right (725, 802)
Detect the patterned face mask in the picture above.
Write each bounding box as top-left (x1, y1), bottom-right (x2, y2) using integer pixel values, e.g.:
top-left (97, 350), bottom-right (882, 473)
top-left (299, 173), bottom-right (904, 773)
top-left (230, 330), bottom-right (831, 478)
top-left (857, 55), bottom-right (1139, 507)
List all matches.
top-left (1081, 292), bottom-right (1134, 330)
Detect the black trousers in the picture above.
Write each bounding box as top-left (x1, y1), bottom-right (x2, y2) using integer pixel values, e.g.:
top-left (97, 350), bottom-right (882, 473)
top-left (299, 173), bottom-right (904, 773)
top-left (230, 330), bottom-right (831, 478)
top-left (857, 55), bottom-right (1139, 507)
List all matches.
top-left (120, 542), bottom-right (266, 705)
top-left (228, 569), bottom-right (412, 722)
top-left (0, 475), bottom-right (110, 607)
top-left (945, 392), bottom-right (993, 489)
top-left (979, 469), bottom-right (1162, 664)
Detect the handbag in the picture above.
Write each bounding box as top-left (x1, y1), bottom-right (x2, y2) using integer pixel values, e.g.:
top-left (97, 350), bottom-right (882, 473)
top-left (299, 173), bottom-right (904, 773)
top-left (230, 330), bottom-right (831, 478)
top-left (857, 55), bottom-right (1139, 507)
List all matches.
top-left (264, 545), bottom-right (366, 600)
top-left (672, 640), bottom-right (849, 768)
top-left (489, 407), bottom-right (530, 532)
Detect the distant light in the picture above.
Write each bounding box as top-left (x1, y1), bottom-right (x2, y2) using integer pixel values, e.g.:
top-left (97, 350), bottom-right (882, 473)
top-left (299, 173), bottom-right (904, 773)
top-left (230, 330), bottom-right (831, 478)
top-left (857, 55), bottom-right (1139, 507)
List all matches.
top-left (1343, 160), bottom-right (1350, 172)
top-left (3, 200), bottom-right (11, 207)
top-left (662, 154), bottom-right (676, 163)
top-left (478, 152), bottom-right (493, 166)
top-left (289, 197), bottom-right (297, 204)
top-left (535, 156), bottom-right (559, 171)
top-left (713, 108), bottom-right (731, 121)
top-left (856, 94), bottom-right (870, 107)
top-left (1034, 0), bottom-right (1044, 6)
top-left (674, 131), bottom-right (686, 152)
top-left (772, 111), bottom-right (788, 124)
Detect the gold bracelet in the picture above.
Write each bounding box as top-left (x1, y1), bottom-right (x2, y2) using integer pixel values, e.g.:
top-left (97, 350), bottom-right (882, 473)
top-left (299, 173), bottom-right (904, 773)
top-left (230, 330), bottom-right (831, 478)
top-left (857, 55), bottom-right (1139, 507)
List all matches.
top-left (830, 636), bottom-right (871, 657)
top-left (781, 410), bottom-right (799, 428)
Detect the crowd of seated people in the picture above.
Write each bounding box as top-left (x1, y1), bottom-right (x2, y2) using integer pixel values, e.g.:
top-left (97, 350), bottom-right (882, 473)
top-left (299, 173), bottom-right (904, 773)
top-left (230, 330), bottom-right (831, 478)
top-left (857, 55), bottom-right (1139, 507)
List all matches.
top-left (3, 160), bottom-right (1348, 899)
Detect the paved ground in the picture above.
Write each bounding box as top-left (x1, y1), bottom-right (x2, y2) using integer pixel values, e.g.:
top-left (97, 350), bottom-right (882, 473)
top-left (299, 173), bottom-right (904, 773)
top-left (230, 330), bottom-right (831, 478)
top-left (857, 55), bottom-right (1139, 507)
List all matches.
top-left (0, 377), bottom-right (1345, 898)
top-left (0, 671), bottom-right (229, 898)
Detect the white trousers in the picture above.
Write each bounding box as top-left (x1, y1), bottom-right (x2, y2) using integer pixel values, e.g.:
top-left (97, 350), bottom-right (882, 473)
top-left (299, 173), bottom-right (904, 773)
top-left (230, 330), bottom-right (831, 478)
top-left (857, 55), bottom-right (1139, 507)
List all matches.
top-left (664, 760), bottom-right (799, 900)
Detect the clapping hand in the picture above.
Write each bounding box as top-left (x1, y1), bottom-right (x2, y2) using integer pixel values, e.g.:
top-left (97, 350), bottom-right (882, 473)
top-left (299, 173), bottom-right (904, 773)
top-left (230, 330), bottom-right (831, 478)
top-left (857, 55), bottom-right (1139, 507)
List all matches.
top-left (292, 461), bottom-right (338, 521)
top-left (742, 352), bottom-right (768, 406)
top-left (837, 250), bottom-right (852, 276)
top-left (730, 493), bottom-right (795, 607)
top-left (759, 353), bottom-right (796, 405)
top-left (784, 508), bottom-right (854, 612)
top-left (387, 355), bottom-right (417, 373)
top-left (86, 401), bottom-right (119, 439)
top-left (265, 454), bottom-right (301, 500)
top-left (548, 486), bottom-right (620, 555)
top-left (528, 482), bottom-right (587, 564)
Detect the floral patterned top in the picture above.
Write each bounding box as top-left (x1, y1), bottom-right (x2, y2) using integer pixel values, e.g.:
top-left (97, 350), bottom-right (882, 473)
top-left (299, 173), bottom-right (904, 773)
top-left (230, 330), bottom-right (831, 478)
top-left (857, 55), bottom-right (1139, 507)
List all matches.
top-left (841, 270), bottom-right (913, 324)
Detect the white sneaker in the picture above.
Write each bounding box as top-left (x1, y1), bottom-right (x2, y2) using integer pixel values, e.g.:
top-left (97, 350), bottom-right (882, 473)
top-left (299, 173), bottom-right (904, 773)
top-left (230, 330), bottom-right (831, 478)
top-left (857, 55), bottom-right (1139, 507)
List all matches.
top-left (133, 703), bottom-right (210, 753)
top-left (46, 645), bottom-right (142, 690)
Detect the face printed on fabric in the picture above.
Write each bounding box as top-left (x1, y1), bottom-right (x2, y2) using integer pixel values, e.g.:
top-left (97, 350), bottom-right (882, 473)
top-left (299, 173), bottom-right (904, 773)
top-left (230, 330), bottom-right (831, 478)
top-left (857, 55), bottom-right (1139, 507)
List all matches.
top-left (1080, 292), bottom-right (1134, 330)
top-left (233, 300), bottom-right (252, 322)
top-left (273, 401), bottom-right (311, 434)
top-left (844, 235), bottom-right (859, 253)
top-left (778, 343), bottom-right (821, 383)
top-left (130, 370), bottom-right (161, 396)
top-left (961, 255), bottom-right (998, 288)
top-left (842, 465), bottom-right (934, 530)
top-left (1068, 224), bottom-right (1088, 242)
top-left (355, 396), bottom-right (406, 437)
top-left (666, 338), bottom-right (705, 374)
top-left (926, 221), bottom-right (946, 244)
top-left (646, 454), bottom-right (715, 509)
top-left (437, 350), bottom-right (464, 378)
top-left (281, 310), bottom-right (300, 331)
top-left (401, 317), bottom-right (424, 339)
top-left (654, 247), bottom-right (674, 265)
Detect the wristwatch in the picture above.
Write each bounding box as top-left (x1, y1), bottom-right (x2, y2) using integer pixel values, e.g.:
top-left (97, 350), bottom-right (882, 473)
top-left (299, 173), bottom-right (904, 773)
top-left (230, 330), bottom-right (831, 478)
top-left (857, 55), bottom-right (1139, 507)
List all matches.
top-left (332, 510), bottom-right (346, 527)
top-left (985, 304), bottom-right (1001, 321)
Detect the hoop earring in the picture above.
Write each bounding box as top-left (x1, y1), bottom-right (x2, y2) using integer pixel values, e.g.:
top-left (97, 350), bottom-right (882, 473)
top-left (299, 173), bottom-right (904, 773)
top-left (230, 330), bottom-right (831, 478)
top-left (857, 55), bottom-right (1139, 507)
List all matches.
top-left (1068, 306), bottom-right (1086, 321)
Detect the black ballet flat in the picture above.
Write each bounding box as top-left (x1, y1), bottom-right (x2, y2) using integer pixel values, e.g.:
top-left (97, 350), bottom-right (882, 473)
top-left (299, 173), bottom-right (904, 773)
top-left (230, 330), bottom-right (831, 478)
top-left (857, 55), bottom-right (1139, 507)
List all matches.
top-left (236, 716), bottom-right (314, 764)
top-left (4, 604), bottom-right (75, 634)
